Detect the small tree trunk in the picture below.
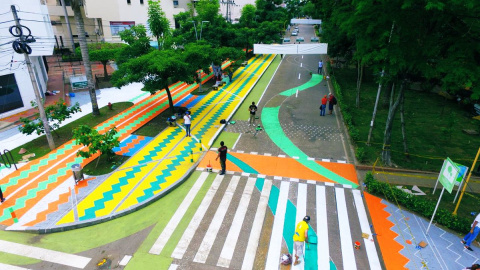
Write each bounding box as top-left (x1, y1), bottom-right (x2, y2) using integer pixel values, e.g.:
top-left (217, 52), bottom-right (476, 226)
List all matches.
top-left (101, 60), bottom-right (108, 78)
top-left (382, 81), bottom-right (404, 166)
top-left (72, 0), bottom-right (100, 116)
top-left (356, 61), bottom-right (363, 108)
top-left (166, 85), bottom-right (175, 115)
top-left (400, 90), bottom-right (409, 156)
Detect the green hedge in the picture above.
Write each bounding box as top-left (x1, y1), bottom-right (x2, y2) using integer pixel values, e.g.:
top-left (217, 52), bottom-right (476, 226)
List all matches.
top-left (365, 172), bottom-right (470, 233)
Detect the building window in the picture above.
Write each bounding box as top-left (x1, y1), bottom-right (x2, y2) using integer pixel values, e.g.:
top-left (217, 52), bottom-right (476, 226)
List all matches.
top-left (57, 0), bottom-right (71, 6)
top-left (173, 0), bottom-right (178, 5)
top-left (0, 74), bottom-right (24, 114)
top-left (110, 21), bottom-right (135, 36)
top-left (127, 0), bottom-right (131, 4)
top-left (140, 0), bottom-right (144, 4)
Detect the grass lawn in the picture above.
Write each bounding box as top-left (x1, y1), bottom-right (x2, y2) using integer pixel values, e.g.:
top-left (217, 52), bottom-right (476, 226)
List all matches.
top-left (334, 67), bottom-right (480, 171)
top-left (399, 184), bottom-right (479, 225)
top-left (10, 102), bottom-right (133, 164)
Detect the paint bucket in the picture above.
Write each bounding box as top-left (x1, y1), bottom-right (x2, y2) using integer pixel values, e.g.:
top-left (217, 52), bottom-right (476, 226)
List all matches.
top-left (354, 241), bottom-right (361, 250)
top-left (206, 161), bottom-right (212, 172)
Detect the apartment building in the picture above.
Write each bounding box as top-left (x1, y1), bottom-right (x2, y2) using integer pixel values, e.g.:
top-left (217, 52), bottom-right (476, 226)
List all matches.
top-left (82, 0), bottom-right (186, 43)
top-left (46, 0), bottom-right (102, 49)
top-left (0, 0), bottom-right (55, 118)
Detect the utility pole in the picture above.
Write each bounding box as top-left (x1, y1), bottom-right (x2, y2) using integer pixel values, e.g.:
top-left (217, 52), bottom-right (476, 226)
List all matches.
top-left (60, 0), bottom-right (76, 53)
top-left (11, 5), bottom-right (55, 150)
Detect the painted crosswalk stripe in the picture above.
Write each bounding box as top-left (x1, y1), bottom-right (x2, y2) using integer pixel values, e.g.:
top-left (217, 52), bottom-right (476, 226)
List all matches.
top-left (149, 172), bottom-right (209, 255)
top-left (265, 181), bottom-right (290, 269)
top-left (352, 190), bottom-right (381, 269)
top-left (0, 263), bottom-right (32, 270)
top-left (292, 183), bottom-right (307, 266)
top-left (217, 177), bottom-right (256, 268)
top-left (171, 174), bottom-right (224, 259)
top-left (316, 185), bottom-right (329, 270)
top-left (336, 188), bottom-right (357, 269)
top-left (119, 255), bottom-right (132, 266)
top-left (193, 176), bottom-right (240, 263)
top-left (0, 240), bottom-right (91, 269)
top-left (168, 264), bottom-right (178, 270)
top-left (242, 179), bottom-right (272, 270)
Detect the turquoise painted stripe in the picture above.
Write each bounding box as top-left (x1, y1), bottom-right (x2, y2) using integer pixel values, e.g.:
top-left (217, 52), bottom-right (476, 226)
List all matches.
top-left (262, 106), bottom-right (357, 187)
top-left (279, 74), bottom-right (323, 96)
top-left (284, 200), bottom-right (296, 253)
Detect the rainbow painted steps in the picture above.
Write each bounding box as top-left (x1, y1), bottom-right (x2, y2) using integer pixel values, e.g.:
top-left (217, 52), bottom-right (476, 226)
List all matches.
top-left (0, 61), bottom-right (232, 228)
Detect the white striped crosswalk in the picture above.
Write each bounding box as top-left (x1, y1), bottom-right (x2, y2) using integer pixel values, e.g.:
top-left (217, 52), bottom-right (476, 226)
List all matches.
top-left (157, 174), bottom-right (381, 270)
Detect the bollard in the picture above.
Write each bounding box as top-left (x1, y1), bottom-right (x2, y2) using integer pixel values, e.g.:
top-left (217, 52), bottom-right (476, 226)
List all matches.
top-left (199, 140), bottom-right (202, 151)
top-left (190, 150), bottom-right (193, 163)
top-left (354, 241), bottom-right (361, 250)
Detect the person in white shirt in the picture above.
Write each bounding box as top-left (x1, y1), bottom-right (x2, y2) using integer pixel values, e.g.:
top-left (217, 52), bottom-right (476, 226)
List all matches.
top-left (462, 213), bottom-right (480, 251)
top-left (184, 111), bottom-right (191, 137)
top-left (318, 60), bottom-right (323, 74)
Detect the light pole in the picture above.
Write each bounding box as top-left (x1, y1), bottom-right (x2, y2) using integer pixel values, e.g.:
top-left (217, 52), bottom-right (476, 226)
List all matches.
top-left (190, 21), bottom-right (198, 40)
top-left (200, 21), bottom-right (209, 40)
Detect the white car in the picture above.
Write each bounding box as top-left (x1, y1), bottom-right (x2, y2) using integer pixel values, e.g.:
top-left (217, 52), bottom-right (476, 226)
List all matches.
top-left (291, 31), bottom-right (298, 36)
top-left (296, 37), bottom-right (304, 42)
top-left (283, 37), bottom-right (291, 43)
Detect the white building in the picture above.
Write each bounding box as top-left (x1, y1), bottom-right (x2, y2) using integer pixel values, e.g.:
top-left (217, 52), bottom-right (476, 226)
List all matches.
top-left (82, 0), bottom-right (186, 43)
top-left (0, 0), bottom-right (55, 119)
top-left (46, 0), bottom-right (102, 49)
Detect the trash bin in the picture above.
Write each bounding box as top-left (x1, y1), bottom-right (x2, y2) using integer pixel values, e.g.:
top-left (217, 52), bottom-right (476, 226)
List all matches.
top-left (71, 163), bottom-right (84, 184)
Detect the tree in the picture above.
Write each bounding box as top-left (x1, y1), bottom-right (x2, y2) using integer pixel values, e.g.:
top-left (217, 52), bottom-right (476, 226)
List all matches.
top-left (71, 0), bottom-right (100, 116)
top-left (116, 25), bottom-right (152, 65)
top-left (76, 43), bottom-right (126, 78)
top-left (147, 0), bottom-right (171, 50)
top-left (19, 99), bottom-right (81, 137)
top-left (73, 125), bottom-right (120, 168)
top-left (239, 4), bottom-right (256, 28)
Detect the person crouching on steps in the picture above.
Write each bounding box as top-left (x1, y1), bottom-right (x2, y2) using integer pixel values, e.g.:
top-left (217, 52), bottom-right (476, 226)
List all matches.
top-left (293, 216), bottom-right (310, 265)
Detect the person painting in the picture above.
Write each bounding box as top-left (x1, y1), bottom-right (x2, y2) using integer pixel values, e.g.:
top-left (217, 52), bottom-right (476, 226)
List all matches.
top-left (216, 141), bottom-right (228, 175)
top-left (293, 216), bottom-right (310, 265)
top-left (0, 185), bottom-right (5, 203)
top-left (318, 60), bottom-right (323, 74)
top-left (248, 102), bottom-right (258, 126)
top-left (320, 95), bottom-right (327, 116)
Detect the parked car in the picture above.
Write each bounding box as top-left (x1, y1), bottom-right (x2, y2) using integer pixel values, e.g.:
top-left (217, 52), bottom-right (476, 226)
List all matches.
top-left (283, 37), bottom-right (291, 43)
top-left (291, 31), bottom-right (298, 36)
top-left (311, 37), bottom-right (319, 42)
top-left (296, 37), bottom-right (305, 42)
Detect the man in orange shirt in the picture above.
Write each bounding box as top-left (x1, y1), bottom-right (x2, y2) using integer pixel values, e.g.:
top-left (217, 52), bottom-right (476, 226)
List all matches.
top-left (320, 95), bottom-right (327, 116)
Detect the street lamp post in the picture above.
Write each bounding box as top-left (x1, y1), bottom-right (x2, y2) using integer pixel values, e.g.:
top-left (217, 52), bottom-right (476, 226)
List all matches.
top-left (191, 21), bottom-right (198, 40)
top-left (200, 21), bottom-right (209, 40)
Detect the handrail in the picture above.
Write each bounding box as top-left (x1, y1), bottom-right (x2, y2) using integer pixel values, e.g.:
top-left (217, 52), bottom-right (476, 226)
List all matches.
top-left (0, 149), bottom-right (17, 170)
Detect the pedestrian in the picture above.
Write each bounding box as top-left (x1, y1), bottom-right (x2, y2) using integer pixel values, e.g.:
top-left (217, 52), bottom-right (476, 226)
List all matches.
top-left (328, 93), bottom-right (337, 115)
top-left (228, 68), bottom-right (233, 83)
top-left (216, 141), bottom-right (228, 175)
top-left (318, 60), bottom-right (323, 74)
top-left (320, 95), bottom-right (327, 116)
top-left (293, 216), bottom-right (310, 265)
top-left (464, 264), bottom-right (480, 270)
top-left (462, 212), bottom-right (480, 251)
top-left (248, 101), bottom-right (258, 126)
top-left (184, 111), bottom-right (191, 137)
top-left (0, 185), bottom-right (5, 203)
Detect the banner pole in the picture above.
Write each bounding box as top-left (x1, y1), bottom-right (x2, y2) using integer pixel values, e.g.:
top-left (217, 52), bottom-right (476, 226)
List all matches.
top-left (426, 187), bottom-right (445, 235)
top-left (432, 159), bottom-right (446, 195)
top-left (453, 147), bottom-right (480, 215)
top-left (454, 166), bottom-right (468, 203)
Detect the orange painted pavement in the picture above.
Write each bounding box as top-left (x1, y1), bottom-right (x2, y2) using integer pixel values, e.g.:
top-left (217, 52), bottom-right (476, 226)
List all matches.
top-left (364, 193), bottom-right (409, 270)
top-left (197, 151), bottom-right (358, 183)
top-left (24, 187), bottom-right (72, 227)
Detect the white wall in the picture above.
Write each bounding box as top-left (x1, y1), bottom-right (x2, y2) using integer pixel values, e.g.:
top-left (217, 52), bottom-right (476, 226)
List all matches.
top-left (0, 0), bottom-right (54, 118)
top-left (84, 0), bottom-right (185, 42)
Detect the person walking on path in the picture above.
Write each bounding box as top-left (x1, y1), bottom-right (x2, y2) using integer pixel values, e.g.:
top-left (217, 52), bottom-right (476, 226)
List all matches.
top-left (184, 111), bottom-right (191, 137)
top-left (318, 60), bottom-right (323, 74)
top-left (248, 102), bottom-right (258, 126)
top-left (462, 212), bottom-right (480, 251)
top-left (320, 95), bottom-right (327, 116)
top-left (293, 216), bottom-right (310, 265)
top-left (216, 141), bottom-right (228, 175)
top-left (328, 94), bottom-right (337, 115)
top-left (0, 185), bottom-right (5, 203)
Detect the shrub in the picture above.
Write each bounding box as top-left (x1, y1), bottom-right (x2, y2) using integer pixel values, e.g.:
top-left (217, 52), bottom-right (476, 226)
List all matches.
top-left (364, 172), bottom-right (470, 233)
top-left (356, 146), bottom-right (366, 162)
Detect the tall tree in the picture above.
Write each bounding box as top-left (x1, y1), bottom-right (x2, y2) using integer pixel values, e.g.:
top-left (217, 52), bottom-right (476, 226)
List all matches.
top-left (71, 0), bottom-right (100, 115)
top-left (147, 0), bottom-right (171, 50)
top-left (116, 25), bottom-right (152, 65)
top-left (76, 43), bottom-right (125, 78)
